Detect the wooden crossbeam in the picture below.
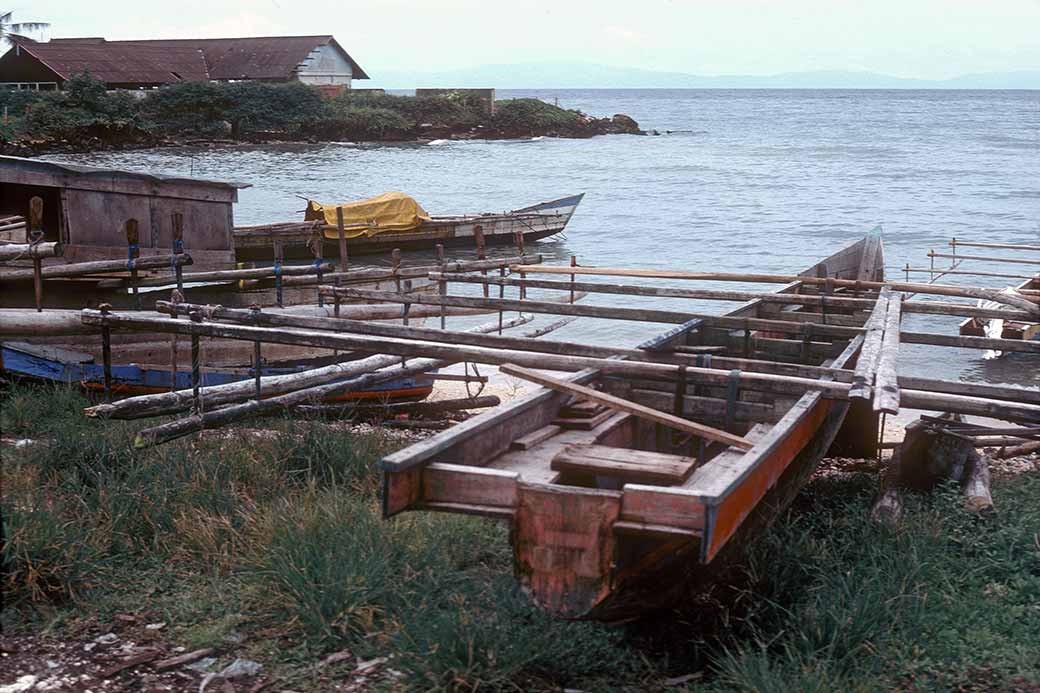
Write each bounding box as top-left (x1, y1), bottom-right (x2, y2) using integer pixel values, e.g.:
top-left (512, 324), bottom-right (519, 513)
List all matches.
top-left (849, 288), bottom-right (890, 400)
top-left (874, 292), bottom-right (903, 414)
top-left (499, 364), bottom-right (755, 450)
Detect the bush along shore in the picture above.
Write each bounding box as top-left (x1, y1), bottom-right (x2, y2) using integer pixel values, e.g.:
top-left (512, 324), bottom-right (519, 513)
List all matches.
top-left (3, 382), bottom-right (1039, 691)
top-left (0, 74), bottom-right (642, 155)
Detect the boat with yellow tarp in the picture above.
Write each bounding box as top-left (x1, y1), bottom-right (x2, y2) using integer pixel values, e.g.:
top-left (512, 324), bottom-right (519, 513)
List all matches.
top-left (233, 192), bottom-right (584, 260)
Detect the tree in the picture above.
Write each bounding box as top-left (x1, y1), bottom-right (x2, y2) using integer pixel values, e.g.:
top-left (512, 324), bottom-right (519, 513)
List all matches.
top-left (0, 11), bottom-right (49, 44)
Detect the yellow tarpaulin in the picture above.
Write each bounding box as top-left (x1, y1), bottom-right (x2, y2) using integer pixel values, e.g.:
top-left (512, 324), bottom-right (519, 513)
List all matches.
top-left (305, 192), bottom-right (431, 239)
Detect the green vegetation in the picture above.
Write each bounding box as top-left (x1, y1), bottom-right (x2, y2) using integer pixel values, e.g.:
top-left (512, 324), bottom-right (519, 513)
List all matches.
top-left (3, 75), bottom-right (635, 150)
top-left (3, 382), bottom-right (1038, 691)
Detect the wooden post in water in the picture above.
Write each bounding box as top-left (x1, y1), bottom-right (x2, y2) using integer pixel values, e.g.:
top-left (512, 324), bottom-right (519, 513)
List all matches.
top-left (515, 231), bottom-right (527, 301)
top-left (474, 226), bottom-right (489, 298)
top-left (125, 219), bottom-right (141, 309)
top-left (402, 279), bottom-right (412, 327)
top-left (100, 303), bottom-right (113, 401)
top-left (171, 212), bottom-right (185, 293)
top-left (335, 207), bottom-right (348, 318)
top-left (190, 310), bottom-right (203, 415)
top-left (273, 240), bottom-right (284, 307)
top-left (569, 255), bottom-right (577, 304)
top-left (314, 229), bottom-right (325, 308)
top-left (169, 289), bottom-right (183, 392)
top-left (336, 206), bottom-right (349, 268)
top-left (436, 244), bottom-right (446, 329)
top-left (251, 304), bottom-right (263, 401)
top-left (28, 196), bottom-right (44, 312)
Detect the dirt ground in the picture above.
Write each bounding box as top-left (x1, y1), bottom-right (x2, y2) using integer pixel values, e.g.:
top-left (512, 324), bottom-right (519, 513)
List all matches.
top-left (0, 616), bottom-right (399, 692)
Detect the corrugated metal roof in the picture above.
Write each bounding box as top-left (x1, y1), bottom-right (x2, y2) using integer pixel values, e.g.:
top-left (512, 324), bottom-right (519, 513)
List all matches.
top-left (18, 41), bottom-right (210, 84)
top-left (19, 35), bottom-right (369, 84)
top-left (118, 36), bottom-right (370, 81)
top-left (0, 155), bottom-right (251, 191)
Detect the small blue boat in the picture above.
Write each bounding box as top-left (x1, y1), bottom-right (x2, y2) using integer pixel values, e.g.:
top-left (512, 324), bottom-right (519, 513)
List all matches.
top-left (0, 341), bottom-right (433, 401)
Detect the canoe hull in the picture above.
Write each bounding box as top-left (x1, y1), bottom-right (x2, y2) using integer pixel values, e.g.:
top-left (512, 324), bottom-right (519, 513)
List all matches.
top-left (379, 229), bottom-right (884, 620)
top-left (234, 194), bottom-right (584, 261)
top-left (959, 277), bottom-right (1040, 346)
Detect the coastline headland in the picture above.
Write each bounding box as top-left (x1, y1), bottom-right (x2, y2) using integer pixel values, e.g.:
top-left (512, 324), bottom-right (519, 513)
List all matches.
top-left (0, 76), bottom-right (642, 156)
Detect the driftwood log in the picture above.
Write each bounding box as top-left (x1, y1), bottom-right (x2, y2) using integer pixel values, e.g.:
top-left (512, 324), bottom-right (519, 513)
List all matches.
top-left (872, 414), bottom-right (995, 523)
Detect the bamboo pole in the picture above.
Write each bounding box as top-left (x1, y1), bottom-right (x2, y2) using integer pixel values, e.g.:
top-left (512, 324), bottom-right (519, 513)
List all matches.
top-left (950, 239), bottom-right (1040, 252)
top-left (0, 254), bottom-right (193, 282)
top-left (152, 300), bottom-right (1040, 405)
top-left (133, 356), bottom-right (444, 447)
top-left (84, 313), bottom-right (534, 420)
top-left (510, 264), bottom-right (1040, 315)
top-left (0, 241), bottom-right (62, 262)
top-left (0, 308), bottom-right (98, 336)
top-left (98, 308), bottom-right (1040, 427)
top-left (994, 440), bottom-right (1040, 459)
top-left (95, 262), bottom-right (337, 289)
top-left (500, 363), bottom-right (755, 450)
top-left (432, 271), bottom-right (1035, 322)
top-left (80, 309), bottom-right (861, 398)
top-left (289, 254), bottom-right (544, 287)
top-left (295, 395), bottom-right (501, 418)
top-left (81, 310), bottom-right (1040, 423)
top-left (322, 288), bottom-right (1040, 353)
top-left (901, 266), bottom-right (1037, 281)
top-left (928, 251), bottom-right (1040, 266)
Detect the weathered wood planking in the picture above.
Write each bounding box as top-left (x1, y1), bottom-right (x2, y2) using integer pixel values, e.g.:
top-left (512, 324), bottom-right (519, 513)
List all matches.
top-left (552, 444), bottom-right (698, 485)
top-left (499, 364), bottom-right (755, 450)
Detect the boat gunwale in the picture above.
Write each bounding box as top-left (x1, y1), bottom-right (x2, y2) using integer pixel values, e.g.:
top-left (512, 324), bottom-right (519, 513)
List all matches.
top-left (379, 233), bottom-right (882, 511)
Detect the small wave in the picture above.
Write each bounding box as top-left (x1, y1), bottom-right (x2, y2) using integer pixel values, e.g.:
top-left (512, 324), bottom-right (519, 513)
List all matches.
top-left (530, 136), bottom-right (546, 141)
top-left (427, 139), bottom-right (451, 146)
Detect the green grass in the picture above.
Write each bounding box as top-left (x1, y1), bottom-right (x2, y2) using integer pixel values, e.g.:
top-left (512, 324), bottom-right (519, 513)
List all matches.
top-left (3, 381), bottom-right (1038, 691)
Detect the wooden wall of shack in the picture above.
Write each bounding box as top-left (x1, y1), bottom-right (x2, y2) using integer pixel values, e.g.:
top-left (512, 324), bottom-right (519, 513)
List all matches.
top-left (0, 156), bottom-right (245, 269)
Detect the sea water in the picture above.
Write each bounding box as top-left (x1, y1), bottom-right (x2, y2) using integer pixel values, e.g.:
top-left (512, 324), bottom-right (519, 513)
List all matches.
top-left (71, 89), bottom-right (1039, 385)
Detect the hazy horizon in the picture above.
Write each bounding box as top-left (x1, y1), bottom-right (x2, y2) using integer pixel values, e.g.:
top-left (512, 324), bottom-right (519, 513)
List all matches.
top-left (13, 0), bottom-right (1040, 86)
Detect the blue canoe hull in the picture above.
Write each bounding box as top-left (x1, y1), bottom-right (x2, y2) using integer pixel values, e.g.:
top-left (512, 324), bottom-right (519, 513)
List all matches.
top-left (0, 342), bottom-right (433, 401)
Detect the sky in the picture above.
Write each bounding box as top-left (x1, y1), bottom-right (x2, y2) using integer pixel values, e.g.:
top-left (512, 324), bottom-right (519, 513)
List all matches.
top-left (12, 0), bottom-right (1040, 80)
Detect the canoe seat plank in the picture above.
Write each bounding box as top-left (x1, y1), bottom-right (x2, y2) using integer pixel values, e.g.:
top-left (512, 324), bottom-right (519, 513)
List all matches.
top-left (561, 399), bottom-right (606, 417)
top-left (552, 444), bottom-right (698, 485)
top-left (553, 408), bottom-right (615, 430)
top-left (511, 424), bottom-right (562, 450)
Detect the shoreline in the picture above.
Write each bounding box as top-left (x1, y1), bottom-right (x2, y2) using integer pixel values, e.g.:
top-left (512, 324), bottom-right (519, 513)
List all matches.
top-left (0, 126), bottom-right (642, 158)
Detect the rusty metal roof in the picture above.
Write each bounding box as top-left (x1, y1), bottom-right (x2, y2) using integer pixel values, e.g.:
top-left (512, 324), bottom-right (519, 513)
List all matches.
top-left (117, 36), bottom-right (370, 81)
top-left (0, 155), bottom-right (251, 193)
top-left (17, 35), bottom-right (369, 84)
top-left (14, 40), bottom-right (210, 84)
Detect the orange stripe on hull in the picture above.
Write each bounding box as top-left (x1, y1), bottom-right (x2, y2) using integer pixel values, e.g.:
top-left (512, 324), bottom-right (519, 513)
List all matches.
top-left (704, 399), bottom-right (831, 562)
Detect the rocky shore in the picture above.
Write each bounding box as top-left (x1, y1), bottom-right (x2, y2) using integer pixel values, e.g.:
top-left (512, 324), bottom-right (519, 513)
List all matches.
top-left (0, 76), bottom-right (643, 157)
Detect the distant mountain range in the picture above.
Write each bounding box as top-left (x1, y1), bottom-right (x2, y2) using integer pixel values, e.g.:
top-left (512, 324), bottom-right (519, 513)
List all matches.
top-left (365, 63), bottom-right (1040, 90)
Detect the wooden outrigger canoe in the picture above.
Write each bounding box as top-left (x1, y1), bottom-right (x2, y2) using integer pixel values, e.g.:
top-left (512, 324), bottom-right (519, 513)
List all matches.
top-left (379, 231), bottom-right (885, 620)
top-left (959, 276), bottom-right (1040, 349)
top-left (233, 194), bottom-right (584, 260)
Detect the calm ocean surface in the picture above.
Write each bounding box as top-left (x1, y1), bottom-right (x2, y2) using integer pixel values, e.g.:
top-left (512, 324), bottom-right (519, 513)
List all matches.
top-left (72, 89), bottom-right (1040, 386)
